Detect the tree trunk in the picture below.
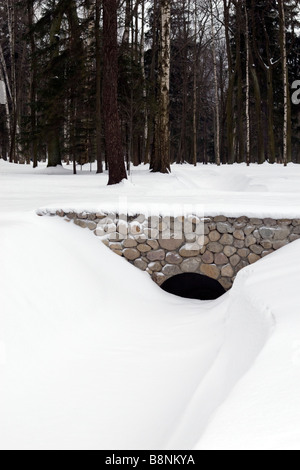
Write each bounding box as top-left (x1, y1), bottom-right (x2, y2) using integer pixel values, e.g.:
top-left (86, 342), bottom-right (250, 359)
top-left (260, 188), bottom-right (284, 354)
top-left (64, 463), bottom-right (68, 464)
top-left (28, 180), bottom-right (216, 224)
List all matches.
top-left (103, 0), bottom-right (127, 185)
top-left (96, 0), bottom-right (103, 173)
top-left (278, 0), bottom-right (291, 166)
top-left (153, 0), bottom-right (171, 173)
top-left (245, 4), bottom-right (250, 166)
top-left (210, 0), bottom-right (220, 166)
top-left (27, 0), bottom-right (38, 168)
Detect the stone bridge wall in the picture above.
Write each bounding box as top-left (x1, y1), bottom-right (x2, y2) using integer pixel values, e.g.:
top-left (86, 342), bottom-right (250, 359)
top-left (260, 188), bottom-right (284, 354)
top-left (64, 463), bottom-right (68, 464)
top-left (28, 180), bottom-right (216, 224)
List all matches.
top-left (40, 210), bottom-right (300, 290)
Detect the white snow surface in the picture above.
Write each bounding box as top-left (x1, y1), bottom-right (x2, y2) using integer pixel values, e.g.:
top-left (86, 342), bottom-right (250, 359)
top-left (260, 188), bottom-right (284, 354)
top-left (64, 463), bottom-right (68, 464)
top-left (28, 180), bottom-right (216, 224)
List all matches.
top-left (0, 161), bottom-right (300, 450)
top-left (1, 160), bottom-right (300, 217)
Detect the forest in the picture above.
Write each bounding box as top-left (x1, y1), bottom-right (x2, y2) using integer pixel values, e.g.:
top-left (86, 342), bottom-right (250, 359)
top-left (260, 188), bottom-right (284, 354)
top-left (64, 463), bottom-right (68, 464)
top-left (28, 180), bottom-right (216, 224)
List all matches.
top-left (0, 0), bottom-right (300, 183)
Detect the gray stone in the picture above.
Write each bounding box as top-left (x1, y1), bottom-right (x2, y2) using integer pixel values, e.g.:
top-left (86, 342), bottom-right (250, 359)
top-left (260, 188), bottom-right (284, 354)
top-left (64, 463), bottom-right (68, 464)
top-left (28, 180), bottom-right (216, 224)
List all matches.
top-left (74, 219), bottom-right (88, 228)
top-left (248, 253), bottom-right (260, 264)
top-left (220, 234), bottom-right (234, 245)
top-left (245, 235), bottom-right (256, 248)
top-left (200, 264), bottom-right (220, 280)
top-left (244, 225), bottom-right (255, 236)
top-left (219, 278), bottom-right (233, 290)
top-left (149, 262), bottom-right (162, 272)
top-left (134, 259), bottom-right (148, 271)
top-left (147, 239), bottom-right (160, 250)
top-left (230, 254), bottom-right (241, 267)
top-left (259, 227), bottom-right (275, 239)
top-left (181, 258), bottom-right (200, 273)
top-left (250, 244), bottom-right (264, 255)
top-left (207, 242), bottom-right (223, 253)
top-left (166, 252), bottom-right (183, 265)
top-left (273, 240), bottom-right (289, 250)
top-left (237, 216), bottom-right (249, 224)
top-left (278, 219), bottom-right (292, 226)
top-left (56, 210), bottom-right (65, 217)
top-left (159, 236), bottom-right (184, 251)
top-left (234, 239), bottom-right (245, 249)
top-left (209, 230), bottom-right (221, 242)
top-left (292, 220), bottom-right (300, 226)
top-left (198, 235), bottom-right (209, 247)
top-left (237, 248), bottom-right (250, 258)
top-left (162, 264), bottom-right (182, 276)
top-left (208, 222), bottom-right (217, 231)
top-left (221, 264), bottom-right (234, 278)
top-left (185, 233), bottom-right (197, 243)
top-left (123, 238), bottom-right (138, 248)
top-left (95, 227), bottom-right (105, 237)
top-left (214, 216), bottom-right (227, 222)
top-left (214, 253), bottom-right (229, 265)
top-left (123, 248), bottom-right (140, 261)
top-left (108, 232), bottom-right (121, 241)
top-left (137, 244), bottom-right (152, 253)
top-left (250, 218), bottom-right (263, 225)
top-left (260, 240), bottom-right (272, 250)
top-left (152, 272), bottom-right (167, 286)
top-left (224, 246), bottom-right (237, 257)
top-left (78, 212), bottom-right (88, 219)
top-left (233, 230), bottom-right (245, 240)
top-left (147, 250), bottom-right (166, 262)
top-left (109, 242), bottom-right (123, 251)
top-left (263, 218), bottom-right (276, 226)
top-left (179, 244), bottom-right (200, 257)
top-left (201, 251), bottom-right (214, 264)
top-left (112, 250), bottom-right (123, 257)
top-left (273, 227), bottom-right (290, 241)
top-left (87, 222), bottom-right (97, 231)
top-left (236, 260), bottom-right (248, 273)
top-left (217, 222), bottom-right (234, 234)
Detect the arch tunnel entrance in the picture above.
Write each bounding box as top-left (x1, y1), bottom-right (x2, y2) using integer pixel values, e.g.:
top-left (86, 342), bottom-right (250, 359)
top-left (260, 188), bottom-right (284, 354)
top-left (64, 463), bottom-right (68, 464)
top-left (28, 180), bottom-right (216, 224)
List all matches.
top-left (161, 273), bottom-right (226, 301)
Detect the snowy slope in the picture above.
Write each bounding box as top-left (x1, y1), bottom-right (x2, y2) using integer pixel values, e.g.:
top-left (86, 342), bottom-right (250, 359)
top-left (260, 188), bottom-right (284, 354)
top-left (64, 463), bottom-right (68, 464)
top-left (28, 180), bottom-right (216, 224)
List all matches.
top-left (1, 161), bottom-right (300, 450)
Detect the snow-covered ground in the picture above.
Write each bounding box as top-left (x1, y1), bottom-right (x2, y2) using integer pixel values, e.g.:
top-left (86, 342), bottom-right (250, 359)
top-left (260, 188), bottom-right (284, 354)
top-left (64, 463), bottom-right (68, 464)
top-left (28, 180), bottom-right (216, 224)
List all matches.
top-left (0, 160), bottom-right (300, 450)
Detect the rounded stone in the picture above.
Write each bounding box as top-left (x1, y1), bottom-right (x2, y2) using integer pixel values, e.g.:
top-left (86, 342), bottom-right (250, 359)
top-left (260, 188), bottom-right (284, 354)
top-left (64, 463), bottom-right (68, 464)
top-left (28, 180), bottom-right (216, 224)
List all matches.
top-left (259, 227), bottom-right (275, 239)
top-left (147, 250), bottom-right (166, 262)
top-left (244, 225), bottom-right (255, 236)
top-left (112, 250), bottom-right (123, 257)
top-left (123, 238), bottom-right (138, 248)
top-left (200, 264), bottom-right (220, 280)
top-left (207, 242), bottom-right (223, 253)
top-left (293, 226), bottom-right (300, 234)
top-left (245, 235), bottom-right (256, 248)
top-left (230, 254), bottom-right (241, 267)
top-left (117, 221), bottom-right (128, 235)
top-left (162, 264), bottom-right (182, 276)
top-left (224, 246), bottom-right (237, 257)
top-left (289, 234), bottom-right (300, 242)
top-left (236, 260), bottom-right (248, 272)
top-left (217, 222), bottom-right (234, 234)
top-left (250, 244), bottom-right (263, 255)
top-left (209, 231), bottom-right (221, 242)
top-left (87, 222), bottom-right (97, 231)
top-left (134, 259), bottom-right (148, 270)
top-left (264, 218), bottom-right (276, 226)
top-left (220, 234), bottom-right (234, 245)
top-left (248, 253), bottom-right (260, 264)
top-left (179, 244), bottom-right (200, 257)
top-left (95, 227), bottom-right (105, 237)
top-left (221, 264), bottom-right (234, 278)
top-left (166, 252), bottom-right (183, 265)
top-left (181, 258), bottom-right (200, 273)
top-left (234, 239), bottom-right (245, 249)
top-left (149, 262), bottom-right (162, 272)
top-left (214, 216), bottom-right (227, 222)
top-left (123, 248), bottom-right (140, 261)
top-left (250, 218), bottom-right (263, 225)
top-left (273, 227), bottom-right (290, 241)
top-left (159, 236), bottom-right (184, 251)
top-left (201, 251), bottom-right (214, 264)
top-left (233, 230), bottom-right (245, 241)
top-left (137, 244), bottom-right (152, 253)
top-left (237, 248), bottom-right (250, 258)
top-left (152, 272), bottom-right (167, 286)
top-left (260, 240), bottom-right (272, 250)
top-left (109, 242), bottom-right (123, 251)
top-left (219, 277), bottom-right (233, 290)
top-left (147, 239), bottom-right (159, 250)
top-left (214, 253), bottom-right (229, 265)
top-left (198, 235), bottom-right (209, 247)
top-left (185, 233), bottom-right (197, 243)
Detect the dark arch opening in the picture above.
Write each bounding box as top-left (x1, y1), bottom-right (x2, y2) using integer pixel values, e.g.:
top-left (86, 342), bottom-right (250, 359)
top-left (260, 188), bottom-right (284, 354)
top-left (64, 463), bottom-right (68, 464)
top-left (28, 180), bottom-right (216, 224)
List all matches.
top-left (161, 273), bottom-right (226, 301)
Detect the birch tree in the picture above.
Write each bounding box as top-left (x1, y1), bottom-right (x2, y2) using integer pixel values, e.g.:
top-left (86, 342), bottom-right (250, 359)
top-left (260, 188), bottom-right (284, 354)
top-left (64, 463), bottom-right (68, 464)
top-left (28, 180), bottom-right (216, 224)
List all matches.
top-left (152, 0), bottom-right (171, 173)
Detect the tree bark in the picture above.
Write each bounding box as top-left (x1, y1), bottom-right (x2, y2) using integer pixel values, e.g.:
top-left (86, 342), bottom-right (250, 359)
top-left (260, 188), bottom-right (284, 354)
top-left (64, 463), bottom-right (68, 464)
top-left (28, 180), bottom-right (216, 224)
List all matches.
top-left (103, 0), bottom-right (127, 185)
top-left (153, 0), bottom-right (171, 173)
top-left (245, 4), bottom-right (250, 166)
top-left (210, 0), bottom-right (220, 166)
top-left (96, 0), bottom-right (103, 173)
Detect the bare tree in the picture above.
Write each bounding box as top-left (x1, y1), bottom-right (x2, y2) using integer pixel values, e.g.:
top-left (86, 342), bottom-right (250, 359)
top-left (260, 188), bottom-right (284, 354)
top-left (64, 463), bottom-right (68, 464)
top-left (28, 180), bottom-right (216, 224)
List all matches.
top-left (103, 0), bottom-right (127, 184)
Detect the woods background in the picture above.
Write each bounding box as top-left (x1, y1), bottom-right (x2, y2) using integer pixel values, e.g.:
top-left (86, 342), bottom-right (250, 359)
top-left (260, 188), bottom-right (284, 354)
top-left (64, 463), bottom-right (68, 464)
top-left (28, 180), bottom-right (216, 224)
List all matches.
top-left (0, 0), bottom-right (299, 176)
